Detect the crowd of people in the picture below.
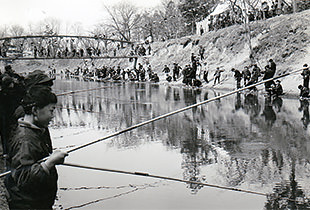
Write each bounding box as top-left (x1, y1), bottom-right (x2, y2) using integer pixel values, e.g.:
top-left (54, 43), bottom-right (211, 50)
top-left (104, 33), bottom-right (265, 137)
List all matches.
top-left (0, 36), bottom-right (151, 59)
top-left (207, 1), bottom-right (293, 32)
top-left (231, 59), bottom-right (281, 96)
top-left (1, 58), bottom-right (310, 208)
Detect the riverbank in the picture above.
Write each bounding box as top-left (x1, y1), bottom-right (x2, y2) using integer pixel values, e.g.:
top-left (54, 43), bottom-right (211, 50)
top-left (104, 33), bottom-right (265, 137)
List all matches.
top-left (0, 9), bottom-right (309, 209)
top-left (148, 9), bottom-right (310, 95)
top-left (1, 10), bottom-right (309, 97)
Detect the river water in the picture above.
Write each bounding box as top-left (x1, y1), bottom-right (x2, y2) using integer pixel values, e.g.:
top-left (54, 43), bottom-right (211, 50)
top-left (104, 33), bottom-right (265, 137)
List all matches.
top-left (51, 77), bottom-right (310, 209)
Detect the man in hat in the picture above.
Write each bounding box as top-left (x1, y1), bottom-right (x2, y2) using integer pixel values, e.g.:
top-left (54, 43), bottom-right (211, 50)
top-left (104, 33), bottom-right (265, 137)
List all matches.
top-left (262, 59), bottom-right (277, 92)
top-left (271, 80), bottom-right (283, 97)
top-left (214, 67), bottom-right (224, 85)
top-left (173, 63), bottom-right (181, 81)
top-left (162, 65), bottom-right (170, 74)
top-left (298, 84), bottom-right (309, 98)
top-left (231, 68), bottom-right (242, 89)
top-left (13, 70), bottom-right (55, 134)
top-left (301, 64), bottom-right (310, 89)
top-left (24, 70), bottom-right (55, 89)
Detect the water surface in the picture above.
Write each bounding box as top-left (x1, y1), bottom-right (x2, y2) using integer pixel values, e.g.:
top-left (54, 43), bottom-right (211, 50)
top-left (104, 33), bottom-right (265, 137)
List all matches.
top-left (51, 77), bottom-right (310, 209)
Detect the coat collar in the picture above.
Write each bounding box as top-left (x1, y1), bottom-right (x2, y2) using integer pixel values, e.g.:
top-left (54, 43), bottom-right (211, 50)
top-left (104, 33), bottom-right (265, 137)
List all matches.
top-left (18, 118), bottom-right (46, 133)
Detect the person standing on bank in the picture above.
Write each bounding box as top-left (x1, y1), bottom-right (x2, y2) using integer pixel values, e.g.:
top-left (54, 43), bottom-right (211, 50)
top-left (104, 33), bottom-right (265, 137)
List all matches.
top-left (213, 67), bottom-right (224, 85)
top-left (301, 64), bottom-right (310, 89)
top-left (262, 59), bottom-right (277, 92)
top-left (5, 86), bottom-right (68, 209)
top-left (231, 68), bottom-right (242, 89)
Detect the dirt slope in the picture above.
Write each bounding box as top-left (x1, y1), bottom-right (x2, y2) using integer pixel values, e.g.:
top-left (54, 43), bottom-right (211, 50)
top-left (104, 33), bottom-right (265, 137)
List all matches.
top-left (148, 9), bottom-right (310, 94)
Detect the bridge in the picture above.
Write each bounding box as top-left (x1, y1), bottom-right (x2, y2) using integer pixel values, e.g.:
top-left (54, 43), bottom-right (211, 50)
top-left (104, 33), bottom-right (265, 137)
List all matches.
top-left (0, 35), bottom-right (141, 63)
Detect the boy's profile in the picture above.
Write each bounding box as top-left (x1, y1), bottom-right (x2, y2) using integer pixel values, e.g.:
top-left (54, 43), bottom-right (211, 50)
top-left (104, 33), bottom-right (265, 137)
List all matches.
top-left (5, 86), bottom-right (67, 209)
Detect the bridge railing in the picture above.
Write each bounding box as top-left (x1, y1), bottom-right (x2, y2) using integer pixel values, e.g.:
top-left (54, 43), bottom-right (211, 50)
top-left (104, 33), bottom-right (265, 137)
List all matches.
top-left (0, 35), bottom-right (142, 60)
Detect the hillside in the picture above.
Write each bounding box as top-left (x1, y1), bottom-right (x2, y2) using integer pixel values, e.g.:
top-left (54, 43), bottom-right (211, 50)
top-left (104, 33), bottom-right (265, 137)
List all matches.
top-left (2, 10), bottom-right (310, 95)
top-left (147, 9), bottom-right (310, 95)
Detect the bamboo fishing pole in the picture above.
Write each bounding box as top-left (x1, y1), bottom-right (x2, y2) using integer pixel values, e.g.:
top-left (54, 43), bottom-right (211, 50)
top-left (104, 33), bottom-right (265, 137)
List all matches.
top-left (62, 162), bottom-right (267, 196)
top-left (56, 85), bottom-right (111, 96)
top-left (66, 68), bottom-right (303, 153)
top-left (0, 67), bottom-right (303, 179)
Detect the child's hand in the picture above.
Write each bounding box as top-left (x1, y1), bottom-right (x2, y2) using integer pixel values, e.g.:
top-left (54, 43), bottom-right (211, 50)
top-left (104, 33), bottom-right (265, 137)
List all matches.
top-left (44, 150), bottom-right (68, 169)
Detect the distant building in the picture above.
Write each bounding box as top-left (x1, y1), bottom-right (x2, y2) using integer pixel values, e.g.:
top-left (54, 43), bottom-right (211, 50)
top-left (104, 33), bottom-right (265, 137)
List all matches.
top-left (196, 2), bottom-right (230, 35)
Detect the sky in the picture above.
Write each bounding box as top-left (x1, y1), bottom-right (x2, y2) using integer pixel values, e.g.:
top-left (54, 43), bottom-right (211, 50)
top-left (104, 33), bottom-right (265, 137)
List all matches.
top-left (0, 0), bottom-right (162, 34)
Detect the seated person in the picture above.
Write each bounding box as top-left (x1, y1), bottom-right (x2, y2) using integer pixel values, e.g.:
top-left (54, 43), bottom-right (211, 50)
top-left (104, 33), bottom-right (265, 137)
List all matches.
top-left (166, 74), bottom-right (172, 82)
top-left (298, 84), bottom-right (309, 98)
top-left (271, 80), bottom-right (284, 96)
top-left (192, 79), bottom-right (202, 87)
top-left (150, 73), bottom-right (159, 83)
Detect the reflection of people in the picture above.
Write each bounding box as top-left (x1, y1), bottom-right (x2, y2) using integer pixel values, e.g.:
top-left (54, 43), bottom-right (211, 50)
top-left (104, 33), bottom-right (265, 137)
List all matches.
top-left (234, 93), bottom-right (242, 111)
top-left (173, 88), bottom-right (180, 101)
top-left (243, 92), bottom-right (260, 118)
top-left (272, 95), bottom-right (283, 112)
top-left (299, 99), bottom-right (310, 129)
top-left (265, 159), bottom-right (310, 209)
top-left (261, 96), bottom-right (276, 127)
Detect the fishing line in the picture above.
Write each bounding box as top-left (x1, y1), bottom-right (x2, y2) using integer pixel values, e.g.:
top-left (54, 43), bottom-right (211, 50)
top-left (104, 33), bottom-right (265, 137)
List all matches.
top-left (61, 162), bottom-right (267, 196)
top-left (61, 162), bottom-right (307, 205)
top-left (66, 68), bottom-right (303, 154)
top-left (0, 68), bottom-right (304, 180)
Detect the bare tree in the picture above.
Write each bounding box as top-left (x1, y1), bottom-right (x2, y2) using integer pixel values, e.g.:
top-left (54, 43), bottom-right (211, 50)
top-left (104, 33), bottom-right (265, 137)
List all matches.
top-left (34, 17), bottom-right (62, 35)
top-left (9, 25), bottom-right (25, 36)
top-left (70, 22), bottom-right (84, 36)
top-left (0, 25), bottom-right (9, 38)
top-left (91, 23), bottom-right (113, 38)
top-left (103, 2), bottom-right (141, 41)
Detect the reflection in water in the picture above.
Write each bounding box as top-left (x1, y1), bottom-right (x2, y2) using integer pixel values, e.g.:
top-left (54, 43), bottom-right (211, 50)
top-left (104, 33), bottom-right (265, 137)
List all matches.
top-left (272, 96), bottom-right (283, 113)
top-left (244, 92), bottom-right (260, 120)
top-left (234, 93), bottom-right (242, 111)
top-left (299, 99), bottom-right (310, 130)
top-left (265, 159), bottom-right (310, 209)
top-left (52, 78), bottom-right (310, 208)
top-left (262, 96), bottom-right (276, 127)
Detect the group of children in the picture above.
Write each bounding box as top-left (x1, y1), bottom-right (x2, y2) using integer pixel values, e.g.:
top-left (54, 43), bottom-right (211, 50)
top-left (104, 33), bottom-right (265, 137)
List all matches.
top-left (0, 66), bottom-right (67, 209)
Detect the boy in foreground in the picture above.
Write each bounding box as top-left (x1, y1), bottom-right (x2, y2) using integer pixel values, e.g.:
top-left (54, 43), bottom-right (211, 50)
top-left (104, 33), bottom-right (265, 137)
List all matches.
top-left (5, 86), bottom-right (67, 209)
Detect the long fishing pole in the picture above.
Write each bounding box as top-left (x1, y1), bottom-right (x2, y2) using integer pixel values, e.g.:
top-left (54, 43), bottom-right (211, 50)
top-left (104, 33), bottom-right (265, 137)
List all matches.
top-left (62, 162), bottom-right (303, 204)
top-left (0, 67), bottom-right (303, 178)
top-left (55, 85), bottom-right (110, 96)
top-left (66, 68), bottom-right (302, 153)
top-left (62, 162), bottom-right (267, 196)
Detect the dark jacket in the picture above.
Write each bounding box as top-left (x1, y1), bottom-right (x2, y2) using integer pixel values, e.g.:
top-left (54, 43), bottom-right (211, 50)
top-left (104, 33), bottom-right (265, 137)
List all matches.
top-left (5, 120), bottom-right (58, 209)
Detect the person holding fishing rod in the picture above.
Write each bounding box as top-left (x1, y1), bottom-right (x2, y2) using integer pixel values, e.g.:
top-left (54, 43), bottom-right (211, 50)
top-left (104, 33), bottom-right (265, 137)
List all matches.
top-left (261, 59), bottom-right (277, 93)
top-left (4, 86), bottom-right (67, 209)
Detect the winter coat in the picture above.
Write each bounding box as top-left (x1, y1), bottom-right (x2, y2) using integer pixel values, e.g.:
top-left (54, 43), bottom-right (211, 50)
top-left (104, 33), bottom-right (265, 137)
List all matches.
top-left (5, 120), bottom-right (58, 209)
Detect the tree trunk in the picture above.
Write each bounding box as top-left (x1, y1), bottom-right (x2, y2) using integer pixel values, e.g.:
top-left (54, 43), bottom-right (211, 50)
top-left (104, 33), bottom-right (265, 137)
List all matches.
top-left (292, 0), bottom-right (297, 13)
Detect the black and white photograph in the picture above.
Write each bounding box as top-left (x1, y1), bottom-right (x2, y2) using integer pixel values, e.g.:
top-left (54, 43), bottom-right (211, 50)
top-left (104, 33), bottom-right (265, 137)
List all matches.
top-left (0, 0), bottom-right (310, 209)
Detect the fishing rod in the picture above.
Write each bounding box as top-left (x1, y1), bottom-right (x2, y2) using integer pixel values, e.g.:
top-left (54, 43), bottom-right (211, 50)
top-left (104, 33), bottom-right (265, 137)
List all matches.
top-left (0, 67), bottom-right (303, 179)
top-left (62, 162), bottom-right (267, 196)
top-left (66, 67), bottom-right (303, 154)
top-left (62, 162), bottom-right (305, 205)
top-left (56, 106), bottom-right (105, 115)
top-left (55, 85), bottom-right (111, 96)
